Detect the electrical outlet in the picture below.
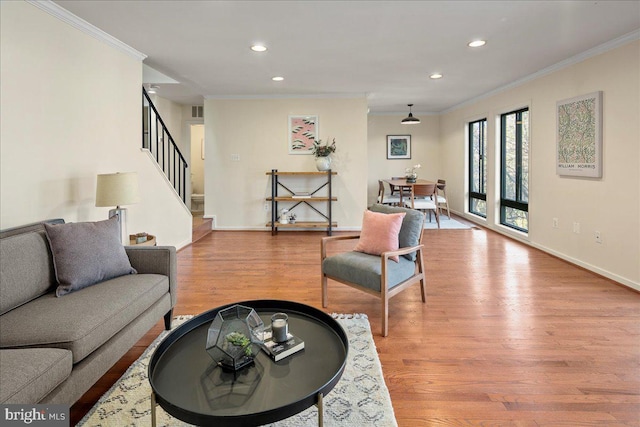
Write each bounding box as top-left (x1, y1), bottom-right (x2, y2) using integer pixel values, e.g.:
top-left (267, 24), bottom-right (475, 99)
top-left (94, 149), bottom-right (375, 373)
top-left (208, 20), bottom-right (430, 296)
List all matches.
top-left (231, 154), bottom-right (240, 161)
top-left (573, 222), bottom-right (580, 234)
top-left (553, 218), bottom-right (559, 228)
top-left (264, 203), bottom-right (270, 211)
top-left (595, 231), bottom-right (602, 244)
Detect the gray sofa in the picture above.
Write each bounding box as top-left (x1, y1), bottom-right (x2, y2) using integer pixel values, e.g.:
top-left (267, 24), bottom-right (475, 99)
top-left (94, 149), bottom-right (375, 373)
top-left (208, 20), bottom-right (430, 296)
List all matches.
top-left (0, 219), bottom-right (177, 405)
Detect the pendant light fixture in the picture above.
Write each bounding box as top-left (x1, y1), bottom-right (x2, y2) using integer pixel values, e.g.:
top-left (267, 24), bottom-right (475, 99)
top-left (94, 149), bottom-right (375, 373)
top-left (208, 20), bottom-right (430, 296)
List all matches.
top-left (401, 104), bottom-right (420, 124)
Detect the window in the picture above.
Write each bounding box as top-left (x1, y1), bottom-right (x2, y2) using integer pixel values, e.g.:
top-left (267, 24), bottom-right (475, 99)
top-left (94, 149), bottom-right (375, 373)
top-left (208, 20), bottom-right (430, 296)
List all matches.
top-left (500, 108), bottom-right (529, 232)
top-left (468, 119), bottom-right (487, 217)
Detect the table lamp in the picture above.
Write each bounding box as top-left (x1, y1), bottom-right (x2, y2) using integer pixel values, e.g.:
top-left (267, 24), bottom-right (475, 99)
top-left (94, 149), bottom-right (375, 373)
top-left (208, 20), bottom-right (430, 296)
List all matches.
top-left (95, 172), bottom-right (140, 244)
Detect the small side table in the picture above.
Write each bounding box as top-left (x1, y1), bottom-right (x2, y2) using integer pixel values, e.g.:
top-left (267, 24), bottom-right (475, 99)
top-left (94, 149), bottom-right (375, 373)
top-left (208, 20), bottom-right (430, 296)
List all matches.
top-left (128, 234), bottom-right (156, 246)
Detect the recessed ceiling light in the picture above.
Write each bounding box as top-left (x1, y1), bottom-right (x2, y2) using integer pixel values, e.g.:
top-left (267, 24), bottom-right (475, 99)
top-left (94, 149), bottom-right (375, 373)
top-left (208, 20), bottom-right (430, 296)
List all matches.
top-left (272, 76), bottom-right (284, 81)
top-left (250, 44), bottom-right (267, 52)
top-left (430, 73), bottom-right (443, 79)
top-left (468, 40), bottom-right (486, 48)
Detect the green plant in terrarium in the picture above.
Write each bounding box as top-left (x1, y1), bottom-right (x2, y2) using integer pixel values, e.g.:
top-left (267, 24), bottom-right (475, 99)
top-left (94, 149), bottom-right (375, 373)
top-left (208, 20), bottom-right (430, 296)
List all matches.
top-left (226, 332), bottom-right (253, 357)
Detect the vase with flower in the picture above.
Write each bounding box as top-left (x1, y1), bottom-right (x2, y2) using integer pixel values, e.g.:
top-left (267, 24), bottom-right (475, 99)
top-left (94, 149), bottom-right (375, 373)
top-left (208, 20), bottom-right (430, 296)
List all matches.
top-left (311, 138), bottom-right (336, 171)
top-left (405, 164), bottom-right (421, 183)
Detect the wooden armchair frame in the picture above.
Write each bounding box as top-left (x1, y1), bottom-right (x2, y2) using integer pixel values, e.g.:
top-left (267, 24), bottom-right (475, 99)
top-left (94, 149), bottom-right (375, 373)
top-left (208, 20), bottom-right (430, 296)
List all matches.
top-left (321, 234), bottom-right (426, 336)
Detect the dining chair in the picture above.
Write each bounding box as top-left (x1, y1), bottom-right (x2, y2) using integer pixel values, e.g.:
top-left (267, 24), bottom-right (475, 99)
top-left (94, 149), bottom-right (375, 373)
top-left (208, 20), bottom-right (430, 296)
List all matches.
top-left (409, 183), bottom-right (440, 228)
top-left (377, 180), bottom-right (402, 206)
top-left (321, 204), bottom-right (426, 336)
top-left (436, 179), bottom-right (450, 219)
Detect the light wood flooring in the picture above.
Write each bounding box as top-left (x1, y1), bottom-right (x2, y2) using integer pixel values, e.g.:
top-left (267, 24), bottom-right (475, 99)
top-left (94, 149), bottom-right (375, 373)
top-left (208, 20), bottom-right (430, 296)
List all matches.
top-left (71, 221), bottom-right (640, 426)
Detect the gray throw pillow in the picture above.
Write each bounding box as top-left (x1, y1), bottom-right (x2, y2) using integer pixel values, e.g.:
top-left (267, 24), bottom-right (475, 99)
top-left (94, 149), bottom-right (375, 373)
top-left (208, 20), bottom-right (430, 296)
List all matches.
top-left (44, 217), bottom-right (136, 297)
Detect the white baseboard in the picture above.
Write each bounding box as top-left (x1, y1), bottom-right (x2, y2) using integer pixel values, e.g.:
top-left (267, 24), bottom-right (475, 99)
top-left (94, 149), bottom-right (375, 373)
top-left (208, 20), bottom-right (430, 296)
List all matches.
top-left (175, 238), bottom-right (192, 251)
top-left (459, 210), bottom-right (639, 292)
top-left (530, 241), bottom-right (639, 292)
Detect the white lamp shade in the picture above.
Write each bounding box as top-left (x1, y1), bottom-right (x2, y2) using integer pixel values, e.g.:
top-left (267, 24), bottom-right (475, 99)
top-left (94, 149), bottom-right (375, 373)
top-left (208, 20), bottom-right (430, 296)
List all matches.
top-left (95, 172), bottom-right (140, 207)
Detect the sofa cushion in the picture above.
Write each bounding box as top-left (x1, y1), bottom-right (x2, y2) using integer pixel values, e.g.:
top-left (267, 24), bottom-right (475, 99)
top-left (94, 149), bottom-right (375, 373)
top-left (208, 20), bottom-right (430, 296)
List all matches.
top-left (354, 210), bottom-right (405, 262)
top-left (44, 217), bottom-right (136, 296)
top-left (369, 203), bottom-right (425, 261)
top-left (0, 274), bottom-right (169, 363)
top-left (0, 230), bottom-right (56, 315)
top-left (323, 251), bottom-right (416, 292)
top-left (0, 348), bottom-right (72, 404)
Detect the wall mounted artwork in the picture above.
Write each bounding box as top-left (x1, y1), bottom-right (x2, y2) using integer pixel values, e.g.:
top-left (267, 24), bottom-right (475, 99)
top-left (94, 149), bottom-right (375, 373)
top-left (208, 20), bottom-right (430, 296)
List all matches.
top-left (289, 115), bottom-right (318, 154)
top-left (556, 91), bottom-right (602, 178)
top-left (386, 135), bottom-right (411, 159)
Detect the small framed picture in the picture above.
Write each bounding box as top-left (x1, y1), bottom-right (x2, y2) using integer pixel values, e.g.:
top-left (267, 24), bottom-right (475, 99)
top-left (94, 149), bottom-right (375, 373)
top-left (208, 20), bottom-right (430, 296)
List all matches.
top-left (289, 115), bottom-right (318, 154)
top-left (387, 135), bottom-right (411, 159)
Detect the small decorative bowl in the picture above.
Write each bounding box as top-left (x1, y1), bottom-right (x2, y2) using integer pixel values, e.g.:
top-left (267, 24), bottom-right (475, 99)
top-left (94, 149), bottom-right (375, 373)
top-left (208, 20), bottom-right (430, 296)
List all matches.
top-left (206, 305), bottom-right (264, 371)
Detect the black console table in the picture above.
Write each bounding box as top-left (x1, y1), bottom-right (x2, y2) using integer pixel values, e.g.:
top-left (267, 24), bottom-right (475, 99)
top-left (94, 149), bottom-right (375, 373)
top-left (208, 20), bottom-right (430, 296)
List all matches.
top-left (266, 170), bottom-right (337, 235)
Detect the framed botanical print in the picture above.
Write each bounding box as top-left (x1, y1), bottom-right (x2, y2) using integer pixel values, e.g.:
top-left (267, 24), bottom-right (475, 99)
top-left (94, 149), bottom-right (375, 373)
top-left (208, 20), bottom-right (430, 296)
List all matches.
top-left (289, 115), bottom-right (318, 154)
top-left (556, 91), bottom-right (603, 178)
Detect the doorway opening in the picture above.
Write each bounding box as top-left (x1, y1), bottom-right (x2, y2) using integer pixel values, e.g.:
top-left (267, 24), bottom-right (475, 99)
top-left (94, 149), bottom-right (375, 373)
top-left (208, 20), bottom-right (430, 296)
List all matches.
top-left (190, 124), bottom-right (205, 214)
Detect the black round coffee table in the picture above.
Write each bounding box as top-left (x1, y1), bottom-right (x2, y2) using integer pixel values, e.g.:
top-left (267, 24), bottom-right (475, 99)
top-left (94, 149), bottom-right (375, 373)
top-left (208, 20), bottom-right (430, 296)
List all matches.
top-left (148, 300), bottom-right (349, 426)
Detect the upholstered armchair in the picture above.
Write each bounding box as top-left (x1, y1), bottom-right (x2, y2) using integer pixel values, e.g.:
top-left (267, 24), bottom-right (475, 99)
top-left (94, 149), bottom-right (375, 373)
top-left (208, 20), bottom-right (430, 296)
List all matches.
top-left (321, 204), bottom-right (426, 336)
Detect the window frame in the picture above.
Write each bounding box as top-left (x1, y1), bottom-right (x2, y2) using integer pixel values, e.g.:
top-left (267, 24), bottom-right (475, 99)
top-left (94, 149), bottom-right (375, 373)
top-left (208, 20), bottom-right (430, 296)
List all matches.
top-left (500, 107), bottom-right (529, 233)
top-left (468, 118), bottom-right (487, 218)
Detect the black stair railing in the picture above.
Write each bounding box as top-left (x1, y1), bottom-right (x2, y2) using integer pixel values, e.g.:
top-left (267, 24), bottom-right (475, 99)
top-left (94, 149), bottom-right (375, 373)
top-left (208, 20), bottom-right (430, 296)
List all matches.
top-left (142, 87), bottom-right (188, 204)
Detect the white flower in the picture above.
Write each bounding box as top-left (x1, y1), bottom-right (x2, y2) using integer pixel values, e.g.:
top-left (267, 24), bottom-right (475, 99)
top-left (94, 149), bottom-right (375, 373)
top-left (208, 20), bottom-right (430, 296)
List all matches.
top-left (405, 164), bottom-right (421, 174)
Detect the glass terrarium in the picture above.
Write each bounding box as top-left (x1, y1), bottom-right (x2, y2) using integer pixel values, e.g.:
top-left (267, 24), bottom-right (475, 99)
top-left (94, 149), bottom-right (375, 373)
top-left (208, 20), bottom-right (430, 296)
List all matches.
top-left (206, 305), bottom-right (264, 371)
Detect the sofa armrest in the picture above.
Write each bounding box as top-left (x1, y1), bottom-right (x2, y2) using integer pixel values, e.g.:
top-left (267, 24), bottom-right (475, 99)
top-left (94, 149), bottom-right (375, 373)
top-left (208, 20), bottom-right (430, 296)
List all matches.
top-left (125, 246), bottom-right (177, 308)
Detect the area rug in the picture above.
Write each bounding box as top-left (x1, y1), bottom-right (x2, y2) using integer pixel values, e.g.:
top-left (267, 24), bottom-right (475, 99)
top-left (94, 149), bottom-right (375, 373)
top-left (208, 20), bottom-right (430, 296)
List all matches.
top-left (79, 314), bottom-right (397, 427)
top-left (423, 215), bottom-right (471, 229)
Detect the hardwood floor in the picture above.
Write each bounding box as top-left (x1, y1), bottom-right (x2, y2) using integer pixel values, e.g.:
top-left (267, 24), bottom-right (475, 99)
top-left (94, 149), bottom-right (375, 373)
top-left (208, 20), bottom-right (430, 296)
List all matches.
top-left (71, 223), bottom-right (640, 426)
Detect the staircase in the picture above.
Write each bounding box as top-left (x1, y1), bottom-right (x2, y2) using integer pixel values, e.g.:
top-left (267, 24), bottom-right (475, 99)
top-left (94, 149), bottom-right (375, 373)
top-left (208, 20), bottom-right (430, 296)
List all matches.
top-left (192, 214), bottom-right (213, 243)
top-left (142, 87), bottom-right (188, 204)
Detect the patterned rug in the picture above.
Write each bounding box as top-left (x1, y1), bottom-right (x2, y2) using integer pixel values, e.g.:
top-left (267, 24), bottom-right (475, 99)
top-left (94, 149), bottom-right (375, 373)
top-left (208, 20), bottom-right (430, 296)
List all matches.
top-left (79, 314), bottom-right (397, 427)
top-left (424, 215), bottom-right (471, 229)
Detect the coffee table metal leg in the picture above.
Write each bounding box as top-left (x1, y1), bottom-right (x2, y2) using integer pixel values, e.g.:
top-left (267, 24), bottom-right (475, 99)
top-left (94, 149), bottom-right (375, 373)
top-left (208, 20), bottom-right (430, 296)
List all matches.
top-left (151, 391), bottom-right (157, 427)
top-left (317, 392), bottom-right (324, 427)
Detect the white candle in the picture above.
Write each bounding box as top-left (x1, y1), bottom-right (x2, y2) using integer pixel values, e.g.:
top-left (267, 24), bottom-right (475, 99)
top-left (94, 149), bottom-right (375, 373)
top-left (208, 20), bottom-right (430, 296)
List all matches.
top-left (271, 316), bottom-right (288, 342)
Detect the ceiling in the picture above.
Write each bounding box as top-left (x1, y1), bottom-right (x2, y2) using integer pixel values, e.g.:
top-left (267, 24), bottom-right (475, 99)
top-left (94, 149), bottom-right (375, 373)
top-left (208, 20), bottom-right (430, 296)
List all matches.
top-left (54, 1), bottom-right (640, 114)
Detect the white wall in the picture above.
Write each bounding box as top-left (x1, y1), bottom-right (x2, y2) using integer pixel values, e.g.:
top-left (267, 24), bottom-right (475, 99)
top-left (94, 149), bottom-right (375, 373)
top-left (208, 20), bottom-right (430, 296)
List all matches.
top-left (439, 40), bottom-right (640, 289)
top-left (204, 97), bottom-right (368, 229)
top-left (0, 1), bottom-right (192, 248)
top-left (190, 124), bottom-right (205, 194)
top-left (149, 94), bottom-right (185, 154)
top-left (367, 114), bottom-right (441, 204)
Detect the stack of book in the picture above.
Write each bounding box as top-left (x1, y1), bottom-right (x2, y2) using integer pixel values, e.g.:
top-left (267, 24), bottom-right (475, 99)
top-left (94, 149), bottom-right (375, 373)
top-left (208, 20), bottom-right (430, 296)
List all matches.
top-left (260, 327), bottom-right (305, 361)
top-left (292, 192), bottom-right (311, 199)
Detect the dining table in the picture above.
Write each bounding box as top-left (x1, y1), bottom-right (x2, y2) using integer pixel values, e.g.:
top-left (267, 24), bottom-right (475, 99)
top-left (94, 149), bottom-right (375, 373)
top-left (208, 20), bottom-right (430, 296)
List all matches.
top-left (382, 178), bottom-right (437, 209)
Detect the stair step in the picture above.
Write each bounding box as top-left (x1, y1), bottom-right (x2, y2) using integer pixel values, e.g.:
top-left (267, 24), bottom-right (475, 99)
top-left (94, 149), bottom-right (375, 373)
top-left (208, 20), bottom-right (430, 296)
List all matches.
top-left (192, 216), bottom-right (213, 243)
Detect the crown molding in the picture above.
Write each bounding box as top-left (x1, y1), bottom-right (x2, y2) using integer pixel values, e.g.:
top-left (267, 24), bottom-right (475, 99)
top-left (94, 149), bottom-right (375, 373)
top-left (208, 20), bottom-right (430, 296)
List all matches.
top-left (26, 0), bottom-right (147, 61)
top-left (204, 93), bottom-right (367, 101)
top-left (442, 29), bottom-right (640, 114)
top-left (367, 111), bottom-right (438, 117)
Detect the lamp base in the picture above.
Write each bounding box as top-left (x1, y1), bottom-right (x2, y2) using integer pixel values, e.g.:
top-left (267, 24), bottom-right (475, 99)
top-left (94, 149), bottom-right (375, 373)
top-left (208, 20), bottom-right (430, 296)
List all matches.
top-left (108, 207), bottom-right (127, 244)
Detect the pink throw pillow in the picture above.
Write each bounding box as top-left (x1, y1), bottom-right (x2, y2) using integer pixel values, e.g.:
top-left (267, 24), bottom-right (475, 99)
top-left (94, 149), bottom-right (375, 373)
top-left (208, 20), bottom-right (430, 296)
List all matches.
top-left (354, 210), bottom-right (406, 262)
